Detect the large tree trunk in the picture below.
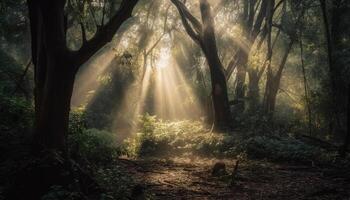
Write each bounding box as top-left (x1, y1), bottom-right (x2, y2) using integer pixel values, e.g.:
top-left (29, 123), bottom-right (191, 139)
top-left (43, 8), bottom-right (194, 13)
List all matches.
top-left (202, 48), bottom-right (231, 129)
top-left (28, 0), bottom-right (75, 153)
top-left (320, 0), bottom-right (350, 156)
top-left (34, 66), bottom-right (76, 153)
top-left (28, 0), bottom-right (139, 153)
top-left (171, 0), bottom-right (231, 130)
top-left (11, 0), bottom-right (138, 198)
top-left (340, 84), bottom-right (350, 157)
top-left (200, 0), bottom-right (231, 130)
top-left (319, 0), bottom-right (339, 135)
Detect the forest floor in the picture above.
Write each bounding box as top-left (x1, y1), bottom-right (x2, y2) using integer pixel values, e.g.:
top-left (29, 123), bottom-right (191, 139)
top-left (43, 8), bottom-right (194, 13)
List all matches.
top-left (119, 156), bottom-right (350, 200)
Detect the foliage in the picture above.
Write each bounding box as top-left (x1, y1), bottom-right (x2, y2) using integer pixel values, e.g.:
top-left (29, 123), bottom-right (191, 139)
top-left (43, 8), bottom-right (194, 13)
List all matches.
top-left (123, 115), bottom-right (344, 164)
top-left (242, 136), bottom-right (320, 162)
top-left (121, 115), bottom-right (231, 157)
top-left (68, 109), bottom-right (87, 135)
top-left (68, 128), bottom-right (120, 164)
top-left (0, 94), bottom-right (33, 134)
top-left (0, 50), bottom-right (30, 95)
top-left (122, 114), bottom-right (221, 157)
top-left (0, 0), bottom-right (28, 44)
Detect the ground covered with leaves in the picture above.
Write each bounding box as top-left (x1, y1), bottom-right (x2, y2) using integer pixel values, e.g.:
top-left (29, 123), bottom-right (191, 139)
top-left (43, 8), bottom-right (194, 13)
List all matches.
top-left (120, 157), bottom-right (350, 199)
top-left (115, 116), bottom-right (350, 200)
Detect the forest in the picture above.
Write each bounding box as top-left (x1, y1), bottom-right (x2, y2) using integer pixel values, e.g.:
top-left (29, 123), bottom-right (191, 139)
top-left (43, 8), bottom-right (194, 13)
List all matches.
top-left (0, 0), bottom-right (350, 199)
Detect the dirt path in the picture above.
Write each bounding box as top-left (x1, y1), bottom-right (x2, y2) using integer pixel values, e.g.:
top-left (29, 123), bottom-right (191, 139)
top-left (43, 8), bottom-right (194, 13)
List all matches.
top-left (119, 157), bottom-right (350, 200)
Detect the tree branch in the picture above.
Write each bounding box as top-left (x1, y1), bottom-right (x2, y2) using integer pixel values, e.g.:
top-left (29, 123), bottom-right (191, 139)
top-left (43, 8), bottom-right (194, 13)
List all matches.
top-left (171, 0), bottom-right (202, 44)
top-left (74, 0), bottom-right (139, 69)
top-left (80, 22), bottom-right (87, 44)
top-left (173, 0), bottom-right (202, 33)
top-left (225, 52), bottom-right (239, 80)
top-left (101, 0), bottom-right (106, 25)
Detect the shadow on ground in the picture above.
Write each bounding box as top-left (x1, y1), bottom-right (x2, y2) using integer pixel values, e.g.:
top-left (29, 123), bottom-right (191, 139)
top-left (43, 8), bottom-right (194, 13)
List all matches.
top-left (119, 157), bottom-right (350, 200)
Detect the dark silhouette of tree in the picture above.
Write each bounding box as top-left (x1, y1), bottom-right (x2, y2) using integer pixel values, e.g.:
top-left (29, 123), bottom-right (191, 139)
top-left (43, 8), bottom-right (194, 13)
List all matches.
top-left (320, 0), bottom-right (350, 157)
top-left (171, 0), bottom-right (231, 130)
top-left (27, 0), bottom-right (139, 153)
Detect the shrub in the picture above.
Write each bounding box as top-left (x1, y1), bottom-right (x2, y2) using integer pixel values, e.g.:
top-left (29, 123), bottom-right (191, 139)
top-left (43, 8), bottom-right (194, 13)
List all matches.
top-left (122, 114), bottom-right (237, 157)
top-left (0, 94), bottom-right (33, 135)
top-left (242, 136), bottom-right (322, 162)
top-left (68, 109), bottom-right (86, 135)
top-left (68, 129), bottom-right (119, 164)
top-left (121, 115), bottom-right (342, 164)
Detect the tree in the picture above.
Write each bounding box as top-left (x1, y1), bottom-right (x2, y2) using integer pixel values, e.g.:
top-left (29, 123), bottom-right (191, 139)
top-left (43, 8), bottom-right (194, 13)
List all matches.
top-left (27, 0), bottom-right (139, 153)
top-left (231, 0), bottom-right (273, 112)
top-left (262, 0), bottom-right (309, 116)
top-left (320, 0), bottom-right (350, 157)
top-left (171, 0), bottom-right (231, 130)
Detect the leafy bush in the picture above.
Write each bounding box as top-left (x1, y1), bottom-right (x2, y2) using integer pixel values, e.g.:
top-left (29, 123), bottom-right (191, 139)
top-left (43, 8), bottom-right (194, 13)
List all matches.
top-left (122, 115), bottom-right (341, 164)
top-left (68, 109), bottom-right (86, 135)
top-left (68, 129), bottom-right (119, 164)
top-left (0, 94), bottom-right (33, 135)
top-left (242, 136), bottom-right (322, 162)
top-left (122, 114), bottom-right (238, 157)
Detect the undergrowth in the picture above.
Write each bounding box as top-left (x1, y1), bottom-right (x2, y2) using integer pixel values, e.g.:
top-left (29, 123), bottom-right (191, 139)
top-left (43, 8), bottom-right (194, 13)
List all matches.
top-left (122, 114), bottom-right (344, 164)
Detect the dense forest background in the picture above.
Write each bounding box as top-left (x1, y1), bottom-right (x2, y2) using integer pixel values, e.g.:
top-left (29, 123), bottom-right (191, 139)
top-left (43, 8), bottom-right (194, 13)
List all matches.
top-left (0, 0), bottom-right (350, 199)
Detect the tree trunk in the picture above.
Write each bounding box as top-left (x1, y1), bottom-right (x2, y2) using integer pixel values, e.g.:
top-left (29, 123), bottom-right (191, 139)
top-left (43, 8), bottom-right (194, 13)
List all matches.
top-left (319, 0), bottom-right (342, 135)
top-left (264, 77), bottom-right (279, 115)
top-left (234, 50), bottom-right (248, 111)
top-left (263, 40), bottom-right (294, 116)
top-left (247, 70), bottom-right (260, 112)
top-left (202, 48), bottom-right (231, 130)
top-left (231, 0), bottom-right (271, 113)
top-left (320, 0), bottom-right (350, 157)
top-left (28, 0), bottom-right (139, 153)
top-left (200, 0), bottom-right (231, 130)
top-left (340, 84), bottom-right (350, 157)
top-left (33, 65), bottom-right (76, 153)
top-left (9, 0), bottom-right (139, 198)
top-left (171, 0), bottom-right (231, 130)
top-left (28, 0), bottom-right (75, 153)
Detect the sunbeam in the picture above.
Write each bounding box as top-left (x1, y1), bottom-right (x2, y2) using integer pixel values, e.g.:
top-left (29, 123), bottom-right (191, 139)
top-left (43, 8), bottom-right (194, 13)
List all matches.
top-left (154, 48), bottom-right (201, 120)
top-left (71, 45), bottom-right (116, 108)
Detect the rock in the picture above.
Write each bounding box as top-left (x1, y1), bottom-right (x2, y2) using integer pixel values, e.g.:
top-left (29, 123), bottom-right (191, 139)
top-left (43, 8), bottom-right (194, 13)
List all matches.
top-left (211, 162), bottom-right (227, 177)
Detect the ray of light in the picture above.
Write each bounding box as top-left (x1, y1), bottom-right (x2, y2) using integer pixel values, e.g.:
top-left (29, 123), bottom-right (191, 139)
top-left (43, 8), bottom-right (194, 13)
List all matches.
top-left (131, 63), bottom-right (153, 124)
top-left (153, 47), bottom-right (202, 120)
top-left (111, 52), bottom-right (154, 135)
top-left (71, 45), bottom-right (116, 108)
